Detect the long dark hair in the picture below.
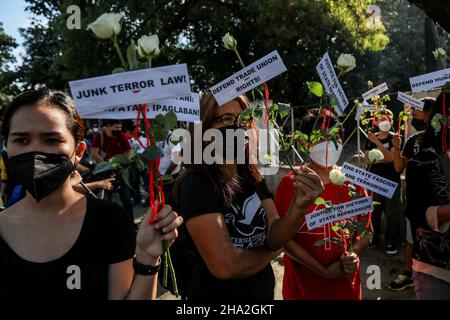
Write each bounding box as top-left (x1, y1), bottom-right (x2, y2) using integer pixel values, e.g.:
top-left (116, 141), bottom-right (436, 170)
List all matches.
top-left (173, 92), bottom-right (262, 207)
top-left (1, 89), bottom-right (84, 144)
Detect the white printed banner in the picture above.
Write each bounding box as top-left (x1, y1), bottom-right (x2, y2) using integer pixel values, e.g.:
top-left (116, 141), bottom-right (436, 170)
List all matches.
top-left (409, 68), bottom-right (450, 93)
top-left (342, 162), bottom-right (398, 199)
top-left (210, 50), bottom-right (287, 106)
top-left (362, 82), bottom-right (388, 102)
top-left (397, 92), bottom-right (425, 110)
top-left (316, 52), bottom-right (349, 116)
top-left (305, 196), bottom-right (373, 231)
top-left (355, 102), bottom-right (377, 120)
top-left (79, 93), bottom-right (200, 122)
top-left (69, 64), bottom-right (191, 114)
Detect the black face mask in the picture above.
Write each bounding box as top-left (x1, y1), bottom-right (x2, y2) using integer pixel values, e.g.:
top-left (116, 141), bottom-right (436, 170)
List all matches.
top-left (112, 130), bottom-right (121, 137)
top-left (215, 125), bottom-right (249, 161)
top-left (8, 151), bottom-right (76, 202)
top-left (411, 118), bottom-right (426, 131)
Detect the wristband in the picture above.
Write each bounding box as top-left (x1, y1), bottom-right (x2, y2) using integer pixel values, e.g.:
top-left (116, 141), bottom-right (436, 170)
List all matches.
top-left (133, 255), bottom-right (161, 276)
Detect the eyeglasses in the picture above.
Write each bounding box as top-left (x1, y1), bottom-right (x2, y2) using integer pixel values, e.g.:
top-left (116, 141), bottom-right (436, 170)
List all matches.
top-left (212, 113), bottom-right (252, 127)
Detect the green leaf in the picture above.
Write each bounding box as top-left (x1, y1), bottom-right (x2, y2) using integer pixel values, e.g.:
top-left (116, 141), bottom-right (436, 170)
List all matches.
top-left (164, 111), bottom-right (178, 130)
top-left (121, 167), bottom-right (135, 191)
top-left (329, 94), bottom-right (338, 107)
top-left (126, 40), bottom-right (138, 70)
top-left (314, 238), bottom-right (330, 247)
top-left (373, 201), bottom-right (381, 206)
top-left (331, 237), bottom-right (344, 244)
top-left (324, 201), bottom-right (333, 209)
top-left (92, 161), bottom-right (115, 175)
top-left (306, 81), bottom-right (323, 97)
top-left (112, 67), bottom-right (126, 74)
top-left (142, 146), bottom-right (161, 160)
top-left (331, 225), bottom-right (340, 232)
top-left (127, 149), bottom-right (138, 161)
top-left (314, 197), bottom-right (326, 206)
top-left (109, 154), bottom-right (129, 165)
top-left (278, 103), bottom-right (290, 119)
top-left (253, 108), bottom-right (264, 119)
top-left (154, 114), bottom-right (165, 125)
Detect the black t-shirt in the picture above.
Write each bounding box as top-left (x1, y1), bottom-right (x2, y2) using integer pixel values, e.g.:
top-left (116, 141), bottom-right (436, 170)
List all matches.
top-left (406, 147), bottom-right (450, 270)
top-left (179, 168), bottom-right (275, 301)
top-left (401, 131), bottom-right (424, 160)
top-left (0, 196), bottom-right (136, 299)
top-left (365, 132), bottom-right (400, 182)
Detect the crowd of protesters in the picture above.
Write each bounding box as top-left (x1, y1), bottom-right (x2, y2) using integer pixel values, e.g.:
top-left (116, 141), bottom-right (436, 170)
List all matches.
top-left (0, 88), bottom-right (448, 300)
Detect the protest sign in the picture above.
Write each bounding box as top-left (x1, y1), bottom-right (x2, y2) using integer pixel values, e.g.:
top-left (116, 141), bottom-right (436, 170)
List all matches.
top-left (316, 52), bottom-right (349, 116)
top-left (397, 92), bottom-right (424, 110)
top-left (409, 68), bottom-right (450, 93)
top-left (305, 196), bottom-right (373, 230)
top-left (80, 93), bottom-right (200, 122)
top-left (69, 64), bottom-right (191, 114)
top-left (362, 82), bottom-right (388, 102)
top-left (342, 162), bottom-right (398, 199)
top-left (210, 50), bottom-right (287, 106)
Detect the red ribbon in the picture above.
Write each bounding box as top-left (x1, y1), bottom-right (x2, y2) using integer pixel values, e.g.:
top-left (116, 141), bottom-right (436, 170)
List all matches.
top-left (134, 103), bottom-right (166, 224)
top-left (264, 83), bottom-right (270, 125)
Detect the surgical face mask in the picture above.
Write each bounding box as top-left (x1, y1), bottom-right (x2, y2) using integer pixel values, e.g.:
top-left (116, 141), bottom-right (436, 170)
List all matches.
top-left (309, 141), bottom-right (343, 168)
top-left (8, 151), bottom-right (76, 202)
top-left (378, 120), bottom-right (392, 132)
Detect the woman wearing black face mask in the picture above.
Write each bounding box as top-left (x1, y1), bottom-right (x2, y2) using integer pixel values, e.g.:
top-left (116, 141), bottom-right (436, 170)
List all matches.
top-left (170, 92), bottom-right (324, 301)
top-left (0, 89), bottom-right (183, 299)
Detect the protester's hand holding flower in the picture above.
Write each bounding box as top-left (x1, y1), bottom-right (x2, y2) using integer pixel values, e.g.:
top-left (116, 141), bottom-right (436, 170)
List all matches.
top-left (340, 252), bottom-right (359, 277)
top-left (291, 166), bottom-right (325, 212)
top-left (135, 205), bottom-right (183, 265)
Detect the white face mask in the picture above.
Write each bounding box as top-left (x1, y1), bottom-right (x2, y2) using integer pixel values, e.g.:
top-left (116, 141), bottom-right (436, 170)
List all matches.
top-left (378, 120), bottom-right (391, 132)
top-left (309, 141), bottom-right (343, 168)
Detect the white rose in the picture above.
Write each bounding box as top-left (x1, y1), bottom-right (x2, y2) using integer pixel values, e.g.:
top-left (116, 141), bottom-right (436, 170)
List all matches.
top-left (222, 32), bottom-right (237, 51)
top-left (137, 34), bottom-right (160, 59)
top-left (432, 47), bottom-right (447, 60)
top-left (329, 169), bottom-right (346, 186)
top-left (87, 13), bottom-right (122, 39)
top-left (337, 53), bottom-right (356, 73)
top-left (368, 148), bottom-right (384, 163)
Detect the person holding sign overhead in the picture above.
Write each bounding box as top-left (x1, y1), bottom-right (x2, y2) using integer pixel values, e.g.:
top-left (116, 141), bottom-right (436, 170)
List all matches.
top-left (0, 89), bottom-right (183, 299)
top-left (364, 108), bottom-right (401, 255)
top-left (172, 92), bottom-right (324, 301)
top-left (275, 108), bottom-right (372, 300)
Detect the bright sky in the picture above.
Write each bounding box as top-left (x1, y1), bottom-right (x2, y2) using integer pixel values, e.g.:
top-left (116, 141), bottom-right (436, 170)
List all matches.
top-left (0, 0), bottom-right (32, 67)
